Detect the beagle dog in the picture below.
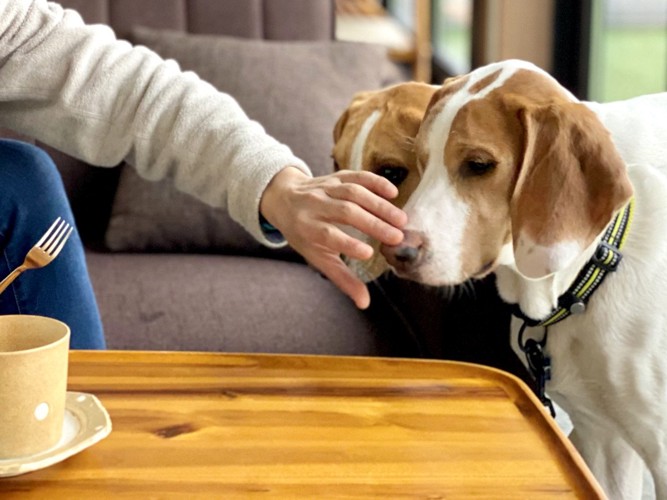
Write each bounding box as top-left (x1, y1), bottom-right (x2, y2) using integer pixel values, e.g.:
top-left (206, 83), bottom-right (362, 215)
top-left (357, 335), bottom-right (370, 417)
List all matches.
top-left (332, 81), bottom-right (437, 280)
top-left (380, 60), bottom-right (667, 499)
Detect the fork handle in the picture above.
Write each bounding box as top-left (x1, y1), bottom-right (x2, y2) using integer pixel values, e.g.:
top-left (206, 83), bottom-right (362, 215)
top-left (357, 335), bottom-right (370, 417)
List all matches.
top-left (0, 265), bottom-right (28, 295)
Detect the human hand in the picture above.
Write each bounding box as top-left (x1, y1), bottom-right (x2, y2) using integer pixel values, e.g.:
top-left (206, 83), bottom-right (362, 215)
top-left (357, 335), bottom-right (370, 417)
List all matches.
top-left (259, 167), bottom-right (407, 309)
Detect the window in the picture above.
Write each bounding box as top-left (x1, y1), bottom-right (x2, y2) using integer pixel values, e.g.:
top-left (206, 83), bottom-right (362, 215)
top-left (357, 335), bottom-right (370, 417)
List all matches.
top-left (386, 0), bottom-right (416, 27)
top-left (383, 0), bottom-right (433, 81)
top-left (588, 0), bottom-right (667, 101)
top-left (381, 0), bottom-right (666, 96)
top-left (432, 0), bottom-right (473, 75)
top-left (385, 0), bottom-right (473, 80)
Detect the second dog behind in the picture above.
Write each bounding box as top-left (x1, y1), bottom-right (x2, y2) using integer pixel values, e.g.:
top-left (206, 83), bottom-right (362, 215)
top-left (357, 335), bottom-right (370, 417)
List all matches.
top-left (332, 82), bottom-right (436, 281)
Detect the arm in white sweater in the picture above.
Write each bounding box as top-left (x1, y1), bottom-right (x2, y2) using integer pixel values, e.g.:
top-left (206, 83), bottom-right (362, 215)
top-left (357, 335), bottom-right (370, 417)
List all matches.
top-left (0, 0), bottom-right (309, 245)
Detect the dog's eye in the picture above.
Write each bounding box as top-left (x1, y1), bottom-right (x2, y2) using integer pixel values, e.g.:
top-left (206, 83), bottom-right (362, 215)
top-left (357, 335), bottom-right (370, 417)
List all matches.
top-left (376, 165), bottom-right (408, 186)
top-left (465, 159), bottom-right (496, 176)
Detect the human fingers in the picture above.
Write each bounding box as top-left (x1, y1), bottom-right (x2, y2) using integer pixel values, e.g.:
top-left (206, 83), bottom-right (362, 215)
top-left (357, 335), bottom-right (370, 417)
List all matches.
top-left (296, 220), bottom-right (374, 261)
top-left (324, 181), bottom-right (407, 232)
top-left (307, 251), bottom-right (371, 309)
top-left (332, 170), bottom-right (401, 200)
top-left (317, 196), bottom-right (404, 247)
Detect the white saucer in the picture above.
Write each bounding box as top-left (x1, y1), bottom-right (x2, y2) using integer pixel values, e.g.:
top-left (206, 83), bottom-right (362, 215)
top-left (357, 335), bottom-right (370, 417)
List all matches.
top-left (0, 391), bottom-right (112, 478)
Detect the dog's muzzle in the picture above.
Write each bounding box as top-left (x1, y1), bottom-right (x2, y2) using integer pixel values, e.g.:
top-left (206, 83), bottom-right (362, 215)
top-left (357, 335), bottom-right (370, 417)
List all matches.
top-left (380, 230), bottom-right (425, 275)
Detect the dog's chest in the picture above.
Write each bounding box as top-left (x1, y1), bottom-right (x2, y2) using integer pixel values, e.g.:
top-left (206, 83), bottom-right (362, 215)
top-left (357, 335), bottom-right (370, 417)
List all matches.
top-left (510, 253), bottom-right (667, 426)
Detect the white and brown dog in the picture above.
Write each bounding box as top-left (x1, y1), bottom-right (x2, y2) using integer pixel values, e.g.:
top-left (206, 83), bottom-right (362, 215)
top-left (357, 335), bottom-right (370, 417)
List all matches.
top-left (380, 59), bottom-right (667, 499)
top-left (332, 81), bottom-right (437, 280)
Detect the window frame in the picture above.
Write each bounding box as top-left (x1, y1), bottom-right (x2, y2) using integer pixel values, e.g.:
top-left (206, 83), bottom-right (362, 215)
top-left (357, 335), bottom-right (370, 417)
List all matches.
top-left (551, 0), bottom-right (593, 100)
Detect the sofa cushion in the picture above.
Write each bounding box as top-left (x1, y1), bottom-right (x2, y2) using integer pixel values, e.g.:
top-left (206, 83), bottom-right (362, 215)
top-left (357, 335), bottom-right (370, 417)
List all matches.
top-left (87, 251), bottom-right (398, 355)
top-left (105, 27), bottom-right (403, 254)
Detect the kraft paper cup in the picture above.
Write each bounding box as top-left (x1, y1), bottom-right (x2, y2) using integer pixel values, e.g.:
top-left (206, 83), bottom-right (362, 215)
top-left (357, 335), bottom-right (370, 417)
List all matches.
top-left (0, 315), bottom-right (70, 459)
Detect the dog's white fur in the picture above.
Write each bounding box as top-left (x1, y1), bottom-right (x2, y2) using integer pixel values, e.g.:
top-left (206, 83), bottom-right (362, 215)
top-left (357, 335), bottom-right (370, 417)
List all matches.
top-left (388, 60), bottom-right (667, 499)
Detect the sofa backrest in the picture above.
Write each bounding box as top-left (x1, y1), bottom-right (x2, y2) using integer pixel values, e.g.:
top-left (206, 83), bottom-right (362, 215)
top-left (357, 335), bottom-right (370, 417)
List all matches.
top-left (2, 0), bottom-right (334, 247)
top-left (55, 0), bottom-right (334, 41)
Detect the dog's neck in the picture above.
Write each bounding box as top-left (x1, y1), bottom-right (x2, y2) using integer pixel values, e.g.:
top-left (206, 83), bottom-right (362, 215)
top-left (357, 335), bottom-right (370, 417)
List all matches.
top-left (494, 236), bottom-right (602, 322)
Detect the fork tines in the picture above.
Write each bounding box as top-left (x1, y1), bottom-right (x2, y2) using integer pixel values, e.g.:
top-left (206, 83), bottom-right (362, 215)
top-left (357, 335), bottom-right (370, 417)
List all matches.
top-left (39, 217), bottom-right (73, 256)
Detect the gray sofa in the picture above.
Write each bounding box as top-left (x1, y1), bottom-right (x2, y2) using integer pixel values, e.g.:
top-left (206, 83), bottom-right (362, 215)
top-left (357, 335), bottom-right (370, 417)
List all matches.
top-left (1, 0), bottom-right (528, 381)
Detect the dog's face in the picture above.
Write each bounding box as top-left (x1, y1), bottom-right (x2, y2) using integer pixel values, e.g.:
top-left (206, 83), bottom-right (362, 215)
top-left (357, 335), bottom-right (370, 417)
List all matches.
top-left (381, 60), bottom-right (633, 285)
top-left (332, 82), bottom-right (437, 281)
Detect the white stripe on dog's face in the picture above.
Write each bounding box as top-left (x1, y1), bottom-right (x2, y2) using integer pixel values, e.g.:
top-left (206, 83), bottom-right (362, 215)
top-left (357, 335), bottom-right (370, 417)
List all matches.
top-left (343, 110), bottom-right (382, 277)
top-left (402, 96), bottom-right (469, 283)
top-left (350, 110), bottom-right (381, 171)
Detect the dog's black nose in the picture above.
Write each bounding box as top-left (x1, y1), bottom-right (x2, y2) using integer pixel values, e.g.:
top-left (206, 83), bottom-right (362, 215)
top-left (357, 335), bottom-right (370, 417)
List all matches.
top-left (394, 245), bottom-right (420, 263)
top-left (380, 230), bottom-right (425, 271)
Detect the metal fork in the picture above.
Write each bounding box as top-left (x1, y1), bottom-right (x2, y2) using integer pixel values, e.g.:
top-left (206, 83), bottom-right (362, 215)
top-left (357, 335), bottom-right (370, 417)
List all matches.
top-left (0, 217), bottom-right (74, 295)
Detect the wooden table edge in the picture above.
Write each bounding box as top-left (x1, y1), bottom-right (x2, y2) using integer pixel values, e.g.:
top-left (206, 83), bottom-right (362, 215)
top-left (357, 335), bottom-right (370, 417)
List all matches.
top-left (68, 350), bottom-right (607, 499)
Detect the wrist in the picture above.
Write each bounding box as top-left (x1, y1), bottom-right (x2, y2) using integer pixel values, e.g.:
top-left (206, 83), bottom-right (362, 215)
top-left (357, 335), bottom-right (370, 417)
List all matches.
top-left (259, 212), bottom-right (283, 242)
top-left (259, 166), bottom-right (308, 227)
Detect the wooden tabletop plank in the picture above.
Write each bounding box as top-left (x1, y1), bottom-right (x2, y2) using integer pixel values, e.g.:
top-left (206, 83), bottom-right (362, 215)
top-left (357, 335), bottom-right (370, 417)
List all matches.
top-left (0, 351), bottom-right (605, 499)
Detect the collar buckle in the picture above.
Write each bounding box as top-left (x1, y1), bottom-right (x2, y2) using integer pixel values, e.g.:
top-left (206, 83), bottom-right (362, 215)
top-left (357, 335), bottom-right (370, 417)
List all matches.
top-left (591, 241), bottom-right (623, 272)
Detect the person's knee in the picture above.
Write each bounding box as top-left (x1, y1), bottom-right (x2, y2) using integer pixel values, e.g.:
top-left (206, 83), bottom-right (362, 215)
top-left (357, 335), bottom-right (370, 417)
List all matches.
top-left (0, 139), bottom-right (64, 199)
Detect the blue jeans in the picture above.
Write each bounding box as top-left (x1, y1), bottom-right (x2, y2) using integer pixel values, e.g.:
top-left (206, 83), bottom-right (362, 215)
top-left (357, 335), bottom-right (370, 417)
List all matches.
top-left (0, 139), bottom-right (106, 349)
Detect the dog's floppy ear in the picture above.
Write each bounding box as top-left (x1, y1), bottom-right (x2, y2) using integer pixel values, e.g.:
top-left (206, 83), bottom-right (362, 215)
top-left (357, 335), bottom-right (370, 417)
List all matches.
top-left (423, 85), bottom-right (449, 117)
top-left (510, 100), bottom-right (633, 279)
top-left (333, 90), bottom-right (378, 143)
top-left (333, 107), bottom-right (350, 145)
top-left (422, 75), bottom-right (468, 118)
top-left (333, 90), bottom-right (383, 171)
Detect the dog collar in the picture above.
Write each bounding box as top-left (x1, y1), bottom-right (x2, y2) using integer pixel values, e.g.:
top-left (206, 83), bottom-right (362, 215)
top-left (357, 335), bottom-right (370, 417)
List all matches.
top-left (512, 198), bottom-right (634, 417)
top-left (512, 198), bottom-right (635, 328)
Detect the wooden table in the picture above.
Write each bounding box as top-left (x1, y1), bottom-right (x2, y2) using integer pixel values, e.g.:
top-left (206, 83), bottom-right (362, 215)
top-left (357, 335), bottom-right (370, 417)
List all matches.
top-left (0, 351), bottom-right (604, 499)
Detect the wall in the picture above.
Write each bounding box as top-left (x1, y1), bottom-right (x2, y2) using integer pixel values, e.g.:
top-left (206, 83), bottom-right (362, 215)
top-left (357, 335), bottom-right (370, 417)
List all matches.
top-left (475, 0), bottom-right (555, 72)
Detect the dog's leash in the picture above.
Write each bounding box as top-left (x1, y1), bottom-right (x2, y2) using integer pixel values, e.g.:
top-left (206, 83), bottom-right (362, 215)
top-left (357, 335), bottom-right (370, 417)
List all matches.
top-left (512, 198), bottom-right (635, 417)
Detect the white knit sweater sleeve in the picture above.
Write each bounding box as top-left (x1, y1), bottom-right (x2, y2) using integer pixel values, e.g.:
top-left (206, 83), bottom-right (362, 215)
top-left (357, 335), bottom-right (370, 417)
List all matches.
top-left (0, 0), bottom-right (311, 246)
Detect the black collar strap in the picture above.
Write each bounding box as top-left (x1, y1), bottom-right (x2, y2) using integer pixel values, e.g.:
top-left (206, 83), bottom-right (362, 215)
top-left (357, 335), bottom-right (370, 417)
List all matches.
top-left (512, 198), bottom-right (635, 328)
